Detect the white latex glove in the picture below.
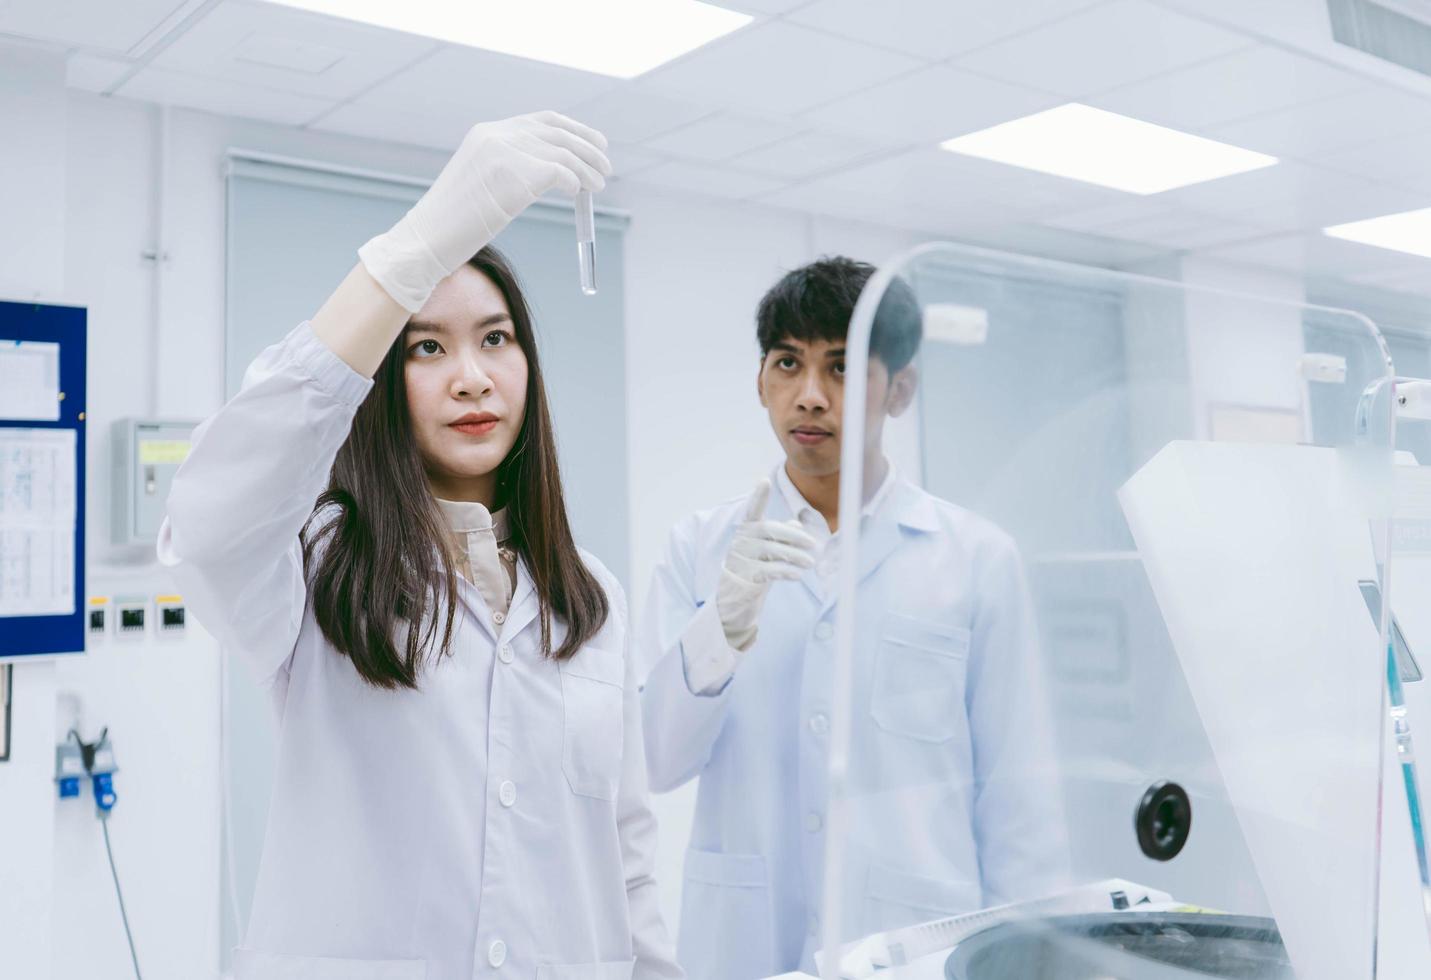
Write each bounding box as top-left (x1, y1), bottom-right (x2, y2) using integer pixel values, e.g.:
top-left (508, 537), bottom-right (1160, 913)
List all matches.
top-left (716, 479), bottom-right (819, 651)
top-left (358, 111), bottom-right (611, 312)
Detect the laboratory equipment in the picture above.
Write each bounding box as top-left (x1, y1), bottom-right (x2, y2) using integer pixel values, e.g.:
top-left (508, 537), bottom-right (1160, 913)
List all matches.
top-left (822, 241), bottom-right (1403, 980)
top-left (576, 188), bottom-right (596, 295)
top-left (110, 417), bottom-right (196, 547)
top-left (945, 913), bottom-right (1291, 980)
top-left (823, 880), bottom-right (1172, 978)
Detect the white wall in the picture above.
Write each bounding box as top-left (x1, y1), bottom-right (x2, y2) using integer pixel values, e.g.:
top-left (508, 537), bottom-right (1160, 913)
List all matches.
top-left (0, 44), bottom-right (67, 980)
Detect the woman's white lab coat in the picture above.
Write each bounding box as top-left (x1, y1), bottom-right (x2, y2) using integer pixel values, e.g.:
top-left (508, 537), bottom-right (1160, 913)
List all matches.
top-left (158, 322), bottom-right (681, 980)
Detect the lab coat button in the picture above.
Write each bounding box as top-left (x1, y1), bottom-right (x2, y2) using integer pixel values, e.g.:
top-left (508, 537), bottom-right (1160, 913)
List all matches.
top-left (814, 622), bottom-right (833, 641)
top-left (498, 644), bottom-right (514, 664)
top-left (493, 611), bottom-right (506, 626)
top-left (806, 811), bottom-right (823, 833)
top-left (809, 713), bottom-right (829, 736)
top-left (499, 779), bottom-right (517, 808)
top-left (488, 940), bottom-right (507, 967)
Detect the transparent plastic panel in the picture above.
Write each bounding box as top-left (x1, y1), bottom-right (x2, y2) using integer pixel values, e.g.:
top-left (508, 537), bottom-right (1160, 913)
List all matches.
top-left (818, 243), bottom-right (1400, 980)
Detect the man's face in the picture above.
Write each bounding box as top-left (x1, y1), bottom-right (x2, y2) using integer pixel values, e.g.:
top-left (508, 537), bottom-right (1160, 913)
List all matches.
top-left (758, 336), bottom-right (911, 479)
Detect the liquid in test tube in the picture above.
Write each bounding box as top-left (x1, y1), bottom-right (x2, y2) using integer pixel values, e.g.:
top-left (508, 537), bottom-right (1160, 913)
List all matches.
top-left (576, 189), bottom-right (597, 296)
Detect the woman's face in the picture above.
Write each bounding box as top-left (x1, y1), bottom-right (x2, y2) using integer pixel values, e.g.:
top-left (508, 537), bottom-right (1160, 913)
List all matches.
top-left (403, 264), bottom-right (529, 503)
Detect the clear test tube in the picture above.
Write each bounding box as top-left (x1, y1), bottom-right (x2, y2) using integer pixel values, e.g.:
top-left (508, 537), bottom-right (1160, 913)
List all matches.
top-left (576, 189), bottom-right (597, 296)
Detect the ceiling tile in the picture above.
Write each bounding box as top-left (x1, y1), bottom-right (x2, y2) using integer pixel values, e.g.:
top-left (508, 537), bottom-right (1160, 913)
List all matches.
top-left (638, 20), bottom-right (920, 116)
top-left (630, 160), bottom-right (789, 199)
top-left (968, 221), bottom-right (1173, 266)
top-left (1154, 0), bottom-right (1346, 54)
top-left (1207, 84), bottom-right (1431, 161)
top-left (951, 0), bottom-right (1249, 98)
top-left (729, 130), bottom-right (882, 177)
top-left (607, 143), bottom-right (670, 179)
top-left (67, 52), bottom-right (134, 93)
top-left (343, 44), bottom-right (617, 123)
top-left (643, 112), bottom-right (791, 161)
top-left (774, 146), bottom-right (1127, 223)
top-left (798, 64), bottom-right (1060, 144)
top-left (1091, 44), bottom-right (1365, 133)
top-left (764, 179), bottom-right (1029, 238)
top-left (0, 0), bottom-right (190, 55)
top-left (713, 0), bottom-right (815, 14)
top-left (312, 101), bottom-right (467, 150)
top-left (1317, 129), bottom-right (1431, 192)
top-left (116, 65), bottom-right (334, 126)
top-left (1201, 231), bottom-right (1431, 281)
top-left (565, 88), bottom-right (713, 144)
top-left (1157, 161), bottom-right (1431, 233)
top-left (1346, 266), bottom-right (1431, 290)
top-left (763, 180), bottom-right (1170, 264)
top-left (150, 0), bottom-right (437, 100)
top-left (789, 0), bottom-right (1103, 61)
top-left (1044, 200), bottom-right (1263, 250)
top-left (761, 180), bottom-right (982, 234)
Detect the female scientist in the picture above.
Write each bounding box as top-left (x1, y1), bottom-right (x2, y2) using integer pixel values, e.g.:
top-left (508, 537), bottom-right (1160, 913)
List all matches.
top-left (158, 112), bottom-right (681, 980)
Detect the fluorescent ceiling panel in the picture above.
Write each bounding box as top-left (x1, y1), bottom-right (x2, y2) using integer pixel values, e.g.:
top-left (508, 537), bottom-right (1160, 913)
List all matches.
top-left (940, 103), bottom-right (1278, 194)
top-left (261, 0), bottom-right (752, 78)
top-left (1326, 207), bottom-right (1431, 259)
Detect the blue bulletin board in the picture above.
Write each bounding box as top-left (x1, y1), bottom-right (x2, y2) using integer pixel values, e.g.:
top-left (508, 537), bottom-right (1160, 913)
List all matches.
top-left (0, 299), bottom-right (87, 660)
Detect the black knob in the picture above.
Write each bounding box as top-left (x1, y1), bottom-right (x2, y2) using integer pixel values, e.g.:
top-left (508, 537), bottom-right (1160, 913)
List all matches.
top-left (1136, 781), bottom-right (1191, 861)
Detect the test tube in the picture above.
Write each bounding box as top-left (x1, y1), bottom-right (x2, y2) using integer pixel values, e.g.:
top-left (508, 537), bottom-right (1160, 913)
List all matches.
top-left (576, 188), bottom-right (597, 296)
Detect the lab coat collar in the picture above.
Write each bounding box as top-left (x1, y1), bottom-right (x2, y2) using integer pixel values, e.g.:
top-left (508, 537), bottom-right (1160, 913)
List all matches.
top-left (812, 484), bottom-right (939, 616)
top-left (505, 557), bottom-right (538, 636)
top-left (889, 480), bottom-right (939, 534)
top-left (445, 553), bottom-right (537, 645)
top-left (770, 461), bottom-right (938, 612)
top-left (771, 458), bottom-right (936, 535)
top-left (773, 458), bottom-right (897, 532)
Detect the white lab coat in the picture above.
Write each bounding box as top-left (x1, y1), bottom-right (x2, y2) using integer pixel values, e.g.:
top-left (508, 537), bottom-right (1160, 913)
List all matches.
top-left (639, 468), bottom-right (1070, 980)
top-left (158, 322), bottom-right (681, 980)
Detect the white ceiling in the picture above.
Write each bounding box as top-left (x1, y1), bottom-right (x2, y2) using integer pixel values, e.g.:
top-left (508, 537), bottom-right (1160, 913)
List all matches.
top-left (10, 0), bottom-right (1431, 295)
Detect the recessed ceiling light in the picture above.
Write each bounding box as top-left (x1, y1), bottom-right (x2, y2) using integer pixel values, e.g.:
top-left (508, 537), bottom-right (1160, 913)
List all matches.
top-left (940, 103), bottom-right (1277, 194)
top-left (261, 0), bottom-right (753, 79)
top-left (1325, 208), bottom-right (1431, 260)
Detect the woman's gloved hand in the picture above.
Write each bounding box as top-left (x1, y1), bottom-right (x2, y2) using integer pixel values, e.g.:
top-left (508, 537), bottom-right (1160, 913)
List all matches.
top-left (359, 111), bottom-right (611, 312)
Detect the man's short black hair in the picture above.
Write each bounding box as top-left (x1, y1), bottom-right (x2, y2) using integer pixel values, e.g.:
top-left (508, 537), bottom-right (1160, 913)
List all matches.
top-left (756, 256), bottom-right (922, 372)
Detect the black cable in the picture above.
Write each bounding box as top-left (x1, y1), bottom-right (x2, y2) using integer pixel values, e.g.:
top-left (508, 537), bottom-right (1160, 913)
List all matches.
top-left (101, 810), bottom-right (143, 980)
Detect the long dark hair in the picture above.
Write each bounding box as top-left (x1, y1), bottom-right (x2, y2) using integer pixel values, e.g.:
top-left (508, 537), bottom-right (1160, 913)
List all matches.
top-left (301, 246), bottom-right (609, 689)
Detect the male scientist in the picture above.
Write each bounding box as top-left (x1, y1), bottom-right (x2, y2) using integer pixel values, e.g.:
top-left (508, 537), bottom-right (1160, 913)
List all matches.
top-left (639, 256), bottom-right (1069, 980)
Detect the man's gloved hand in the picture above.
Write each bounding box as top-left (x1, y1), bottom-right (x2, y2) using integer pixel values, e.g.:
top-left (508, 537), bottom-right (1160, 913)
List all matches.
top-left (716, 479), bottom-right (819, 651)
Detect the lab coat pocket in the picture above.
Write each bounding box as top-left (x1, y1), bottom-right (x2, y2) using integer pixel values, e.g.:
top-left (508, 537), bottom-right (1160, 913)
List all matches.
top-left (560, 649), bottom-right (625, 800)
top-left (535, 959), bottom-right (636, 980)
top-left (678, 849), bottom-right (774, 980)
top-left (870, 615), bottom-right (970, 744)
top-left (863, 863), bottom-right (980, 934)
top-left (232, 948), bottom-right (426, 980)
